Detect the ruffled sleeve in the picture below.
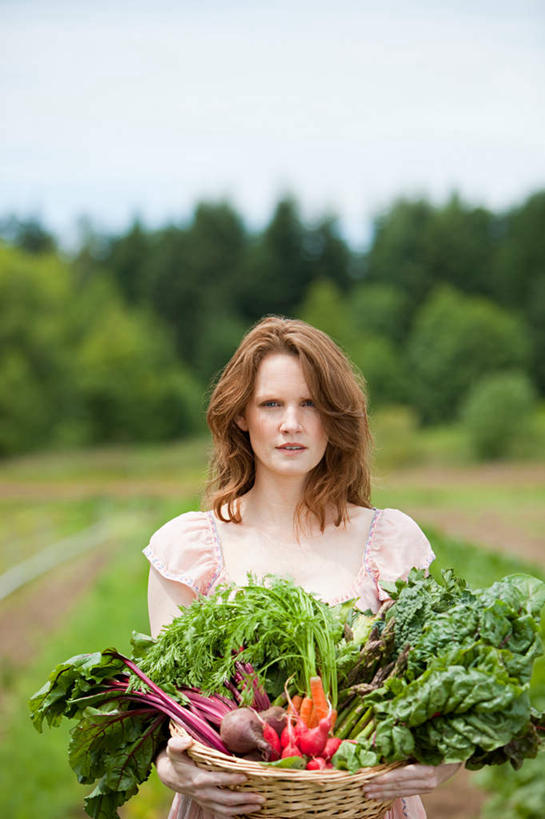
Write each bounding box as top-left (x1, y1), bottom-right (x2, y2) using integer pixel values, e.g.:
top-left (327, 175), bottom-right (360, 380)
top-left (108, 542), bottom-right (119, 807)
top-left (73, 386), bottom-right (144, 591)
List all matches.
top-left (143, 510), bottom-right (222, 597)
top-left (365, 508), bottom-right (435, 602)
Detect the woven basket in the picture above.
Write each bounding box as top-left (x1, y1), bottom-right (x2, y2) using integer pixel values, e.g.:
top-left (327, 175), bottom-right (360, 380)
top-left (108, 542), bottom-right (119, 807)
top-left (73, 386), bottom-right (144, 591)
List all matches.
top-left (170, 721), bottom-right (398, 819)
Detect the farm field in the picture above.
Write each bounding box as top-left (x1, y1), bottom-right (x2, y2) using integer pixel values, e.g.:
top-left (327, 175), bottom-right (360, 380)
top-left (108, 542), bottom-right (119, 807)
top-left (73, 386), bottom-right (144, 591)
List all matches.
top-left (0, 436), bottom-right (543, 818)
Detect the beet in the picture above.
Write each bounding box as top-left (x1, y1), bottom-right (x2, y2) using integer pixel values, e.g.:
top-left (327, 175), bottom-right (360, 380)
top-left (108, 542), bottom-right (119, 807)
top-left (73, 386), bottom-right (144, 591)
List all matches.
top-left (259, 706), bottom-right (287, 737)
top-left (220, 707), bottom-right (270, 756)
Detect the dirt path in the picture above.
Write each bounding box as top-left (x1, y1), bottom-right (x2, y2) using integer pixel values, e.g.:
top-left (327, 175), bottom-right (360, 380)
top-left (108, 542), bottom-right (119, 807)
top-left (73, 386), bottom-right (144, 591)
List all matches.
top-left (0, 546), bottom-right (110, 670)
top-left (377, 461), bottom-right (545, 568)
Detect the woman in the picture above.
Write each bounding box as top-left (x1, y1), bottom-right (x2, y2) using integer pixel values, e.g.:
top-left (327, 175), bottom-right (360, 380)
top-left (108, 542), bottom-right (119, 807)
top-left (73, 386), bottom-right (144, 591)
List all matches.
top-left (145, 316), bottom-right (460, 818)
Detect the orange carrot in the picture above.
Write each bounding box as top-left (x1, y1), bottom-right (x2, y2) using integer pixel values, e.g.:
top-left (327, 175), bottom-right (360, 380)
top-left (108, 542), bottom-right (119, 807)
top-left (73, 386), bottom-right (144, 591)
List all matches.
top-left (299, 695), bottom-right (313, 727)
top-left (309, 676), bottom-right (329, 724)
top-left (330, 709), bottom-right (337, 731)
top-left (307, 702), bottom-right (318, 728)
top-left (288, 694), bottom-right (303, 716)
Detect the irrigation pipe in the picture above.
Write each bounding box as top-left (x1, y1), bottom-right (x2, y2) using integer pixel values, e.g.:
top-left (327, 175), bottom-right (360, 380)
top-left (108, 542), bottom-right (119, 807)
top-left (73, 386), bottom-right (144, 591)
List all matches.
top-left (0, 514), bottom-right (148, 601)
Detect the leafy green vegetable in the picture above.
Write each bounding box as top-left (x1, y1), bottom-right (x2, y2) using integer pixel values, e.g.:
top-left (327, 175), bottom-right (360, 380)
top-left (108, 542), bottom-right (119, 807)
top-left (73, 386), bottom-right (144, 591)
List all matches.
top-left (138, 574), bottom-right (343, 705)
top-left (262, 756), bottom-right (307, 769)
top-left (336, 569), bottom-right (545, 773)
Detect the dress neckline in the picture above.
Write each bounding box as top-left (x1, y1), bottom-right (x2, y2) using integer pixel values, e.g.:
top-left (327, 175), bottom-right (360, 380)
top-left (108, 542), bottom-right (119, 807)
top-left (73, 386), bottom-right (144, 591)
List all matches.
top-left (203, 506), bottom-right (380, 605)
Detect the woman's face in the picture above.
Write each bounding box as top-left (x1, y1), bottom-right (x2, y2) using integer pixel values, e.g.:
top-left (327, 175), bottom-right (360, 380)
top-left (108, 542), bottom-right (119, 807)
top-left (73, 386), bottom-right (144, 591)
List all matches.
top-left (236, 353), bottom-right (328, 481)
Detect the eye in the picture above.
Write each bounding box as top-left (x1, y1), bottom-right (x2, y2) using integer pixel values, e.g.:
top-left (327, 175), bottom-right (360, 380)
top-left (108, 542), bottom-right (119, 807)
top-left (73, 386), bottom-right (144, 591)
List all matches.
top-left (302, 399), bottom-right (315, 407)
top-left (261, 400), bottom-right (280, 407)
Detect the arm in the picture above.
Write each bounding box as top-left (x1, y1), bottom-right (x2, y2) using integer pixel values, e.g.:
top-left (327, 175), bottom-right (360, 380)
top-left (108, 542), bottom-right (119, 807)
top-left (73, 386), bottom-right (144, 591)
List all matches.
top-left (147, 564), bottom-right (195, 638)
top-left (148, 567), bottom-right (265, 815)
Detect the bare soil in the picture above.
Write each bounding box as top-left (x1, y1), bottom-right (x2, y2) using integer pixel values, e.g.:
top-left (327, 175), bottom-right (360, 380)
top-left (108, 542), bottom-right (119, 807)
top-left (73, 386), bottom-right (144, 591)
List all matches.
top-left (0, 547), bottom-right (109, 668)
top-left (379, 461), bottom-right (545, 568)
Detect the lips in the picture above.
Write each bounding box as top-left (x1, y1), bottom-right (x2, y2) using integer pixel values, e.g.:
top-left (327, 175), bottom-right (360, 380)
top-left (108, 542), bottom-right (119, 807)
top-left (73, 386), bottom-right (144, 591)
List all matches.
top-left (276, 444), bottom-right (307, 450)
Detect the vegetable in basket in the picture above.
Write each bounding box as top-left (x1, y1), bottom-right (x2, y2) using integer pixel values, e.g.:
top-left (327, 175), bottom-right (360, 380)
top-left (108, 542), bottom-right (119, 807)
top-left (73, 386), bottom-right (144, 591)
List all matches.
top-left (332, 569), bottom-right (545, 772)
top-left (28, 570), bottom-right (545, 819)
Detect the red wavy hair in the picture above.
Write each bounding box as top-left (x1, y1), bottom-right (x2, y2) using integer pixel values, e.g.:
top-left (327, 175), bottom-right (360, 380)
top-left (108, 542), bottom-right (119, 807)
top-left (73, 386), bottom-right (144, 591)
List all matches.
top-left (204, 315), bottom-right (373, 531)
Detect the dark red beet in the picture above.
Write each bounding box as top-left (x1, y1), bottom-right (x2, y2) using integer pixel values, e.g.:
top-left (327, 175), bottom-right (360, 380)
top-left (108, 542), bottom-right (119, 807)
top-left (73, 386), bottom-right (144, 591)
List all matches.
top-left (220, 708), bottom-right (270, 756)
top-left (258, 706), bottom-right (287, 737)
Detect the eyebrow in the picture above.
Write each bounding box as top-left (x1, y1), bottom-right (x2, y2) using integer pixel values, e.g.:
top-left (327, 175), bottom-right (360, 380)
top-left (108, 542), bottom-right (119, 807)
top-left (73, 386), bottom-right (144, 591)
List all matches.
top-left (254, 393), bottom-right (313, 401)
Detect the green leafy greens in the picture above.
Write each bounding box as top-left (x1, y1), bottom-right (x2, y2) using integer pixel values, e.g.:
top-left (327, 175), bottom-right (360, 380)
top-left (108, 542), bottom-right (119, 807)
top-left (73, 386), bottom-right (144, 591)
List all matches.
top-left (137, 574), bottom-right (343, 705)
top-left (333, 569), bottom-right (545, 773)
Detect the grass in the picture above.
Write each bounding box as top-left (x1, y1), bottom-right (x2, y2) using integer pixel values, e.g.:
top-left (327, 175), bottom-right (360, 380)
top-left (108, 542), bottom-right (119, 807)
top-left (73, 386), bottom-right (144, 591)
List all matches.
top-left (0, 436), bottom-right (211, 483)
top-left (0, 497), bottom-right (117, 573)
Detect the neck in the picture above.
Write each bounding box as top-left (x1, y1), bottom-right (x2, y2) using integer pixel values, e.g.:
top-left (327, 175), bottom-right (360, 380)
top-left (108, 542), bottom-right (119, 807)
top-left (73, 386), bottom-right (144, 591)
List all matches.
top-left (240, 472), bottom-right (306, 534)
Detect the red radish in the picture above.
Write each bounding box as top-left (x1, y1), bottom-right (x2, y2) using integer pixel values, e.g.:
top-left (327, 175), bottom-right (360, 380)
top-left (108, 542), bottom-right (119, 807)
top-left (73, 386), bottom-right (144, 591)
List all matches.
top-left (322, 737), bottom-right (342, 761)
top-left (281, 744), bottom-right (303, 759)
top-left (297, 716), bottom-right (331, 758)
top-left (261, 721), bottom-right (281, 760)
top-left (280, 724), bottom-right (291, 749)
top-left (306, 757), bottom-right (327, 770)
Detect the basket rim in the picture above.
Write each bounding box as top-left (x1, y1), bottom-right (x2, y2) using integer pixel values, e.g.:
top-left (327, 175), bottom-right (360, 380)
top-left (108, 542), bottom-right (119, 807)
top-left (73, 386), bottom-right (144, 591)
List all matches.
top-left (169, 720), bottom-right (400, 781)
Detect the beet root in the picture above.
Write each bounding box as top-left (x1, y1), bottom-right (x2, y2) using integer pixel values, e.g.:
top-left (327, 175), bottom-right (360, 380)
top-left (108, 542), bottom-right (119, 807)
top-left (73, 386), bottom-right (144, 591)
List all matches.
top-left (258, 706), bottom-right (287, 737)
top-left (220, 707), bottom-right (271, 757)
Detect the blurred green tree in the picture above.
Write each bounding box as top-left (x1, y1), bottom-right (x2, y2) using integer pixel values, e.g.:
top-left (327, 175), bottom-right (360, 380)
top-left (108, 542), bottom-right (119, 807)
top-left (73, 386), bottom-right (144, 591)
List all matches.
top-left (460, 371), bottom-right (538, 459)
top-left (349, 283), bottom-right (407, 344)
top-left (299, 279), bottom-right (409, 407)
top-left (0, 243), bottom-right (80, 454)
top-left (105, 217), bottom-right (151, 303)
top-left (0, 214), bottom-right (57, 255)
top-left (407, 286), bottom-right (532, 423)
top-left (146, 202), bottom-right (247, 368)
top-left (493, 191), bottom-right (545, 393)
top-left (237, 197), bottom-right (311, 320)
top-left (76, 298), bottom-right (203, 442)
top-left (364, 195), bottom-right (497, 337)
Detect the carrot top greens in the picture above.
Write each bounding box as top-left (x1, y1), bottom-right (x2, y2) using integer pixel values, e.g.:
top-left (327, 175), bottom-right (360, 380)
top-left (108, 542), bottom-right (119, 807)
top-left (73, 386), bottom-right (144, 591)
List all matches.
top-left (137, 574), bottom-right (343, 706)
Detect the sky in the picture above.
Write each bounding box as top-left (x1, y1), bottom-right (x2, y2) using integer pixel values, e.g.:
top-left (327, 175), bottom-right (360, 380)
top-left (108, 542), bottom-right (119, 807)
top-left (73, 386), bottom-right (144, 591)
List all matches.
top-left (1, 0), bottom-right (544, 248)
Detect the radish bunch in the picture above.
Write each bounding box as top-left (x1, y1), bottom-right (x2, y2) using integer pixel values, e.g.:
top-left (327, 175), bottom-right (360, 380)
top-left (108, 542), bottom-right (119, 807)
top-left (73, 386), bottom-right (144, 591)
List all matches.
top-left (219, 679), bottom-right (344, 770)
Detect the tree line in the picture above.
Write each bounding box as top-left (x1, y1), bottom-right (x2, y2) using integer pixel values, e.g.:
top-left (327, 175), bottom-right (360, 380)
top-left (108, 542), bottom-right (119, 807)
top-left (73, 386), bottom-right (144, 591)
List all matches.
top-left (1, 190), bottom-right (543, 456)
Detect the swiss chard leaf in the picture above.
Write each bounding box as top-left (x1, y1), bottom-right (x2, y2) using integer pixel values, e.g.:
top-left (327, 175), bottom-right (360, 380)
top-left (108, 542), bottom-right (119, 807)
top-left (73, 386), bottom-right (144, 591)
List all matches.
top-left (29, 651), bottom-right (127, 731)
top-left (69, 704), bottom-right (167, 818)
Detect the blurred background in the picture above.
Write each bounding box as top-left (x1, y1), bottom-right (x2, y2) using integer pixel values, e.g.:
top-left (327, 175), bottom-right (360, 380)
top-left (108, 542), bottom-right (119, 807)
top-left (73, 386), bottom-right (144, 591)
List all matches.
top-left (1, 1), bottom-right (544, 817)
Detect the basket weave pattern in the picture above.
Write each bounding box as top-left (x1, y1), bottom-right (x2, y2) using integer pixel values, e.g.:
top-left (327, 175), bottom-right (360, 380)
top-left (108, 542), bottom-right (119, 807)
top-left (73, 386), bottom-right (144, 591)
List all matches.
top-left (170, 722), bottom-right (397, 819)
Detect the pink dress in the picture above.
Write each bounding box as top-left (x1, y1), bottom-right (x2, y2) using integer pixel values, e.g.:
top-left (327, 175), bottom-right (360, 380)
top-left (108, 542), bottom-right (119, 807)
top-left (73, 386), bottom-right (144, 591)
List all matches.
top-left (144, 506), bottom-right (435, 819)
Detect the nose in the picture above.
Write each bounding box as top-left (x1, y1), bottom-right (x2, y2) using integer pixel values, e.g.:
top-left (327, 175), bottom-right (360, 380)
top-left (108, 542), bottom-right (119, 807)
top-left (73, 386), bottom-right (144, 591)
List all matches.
top-left (279, 405), bottom-right (303, 434)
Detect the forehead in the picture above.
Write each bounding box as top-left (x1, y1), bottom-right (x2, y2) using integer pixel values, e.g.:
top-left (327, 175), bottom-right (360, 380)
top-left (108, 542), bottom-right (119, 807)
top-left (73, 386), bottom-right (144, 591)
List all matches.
top-left (253, 353), bottom-right (310, 394)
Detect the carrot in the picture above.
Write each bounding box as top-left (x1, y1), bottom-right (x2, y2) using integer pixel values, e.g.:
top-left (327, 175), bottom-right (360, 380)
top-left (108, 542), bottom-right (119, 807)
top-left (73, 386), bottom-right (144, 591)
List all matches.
top-left (309, 676), bottom-right (329, 724)
top-left (330, 709), bottom-right (338, 731)
top-left (299, 695), bottom-right (313, 727)
top-left (307, 702), bottom-right (318, 728)
top-left (288, 694), bottom-right (303, 716)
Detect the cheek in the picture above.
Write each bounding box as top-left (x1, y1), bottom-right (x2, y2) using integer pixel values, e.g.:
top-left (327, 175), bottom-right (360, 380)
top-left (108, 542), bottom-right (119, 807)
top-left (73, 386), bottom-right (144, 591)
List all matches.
top-left (313, 417), bottom-right (329, 448)
top-left (247, 415), bottom-right (272, 443)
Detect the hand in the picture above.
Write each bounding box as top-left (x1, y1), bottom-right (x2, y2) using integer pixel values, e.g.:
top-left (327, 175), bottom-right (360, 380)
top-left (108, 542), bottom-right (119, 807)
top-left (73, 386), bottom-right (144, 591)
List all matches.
top-left (156, 734), bottom-right (265, 816)
top-left (363, 762), bottom-right (461, 800)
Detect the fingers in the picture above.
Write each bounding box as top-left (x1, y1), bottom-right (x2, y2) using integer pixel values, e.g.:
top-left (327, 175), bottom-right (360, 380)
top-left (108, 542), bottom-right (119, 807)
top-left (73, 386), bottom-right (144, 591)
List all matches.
top-left (363, 762), bottom-right (461, 800)
top-left (193, 784), bottom-right (265, 815)
top-left (168, 735), bottom-right (194, 754)
top-left (163, 736), bottom-right (265, 813)
top-left (192, 769), bottom-right (251, 790)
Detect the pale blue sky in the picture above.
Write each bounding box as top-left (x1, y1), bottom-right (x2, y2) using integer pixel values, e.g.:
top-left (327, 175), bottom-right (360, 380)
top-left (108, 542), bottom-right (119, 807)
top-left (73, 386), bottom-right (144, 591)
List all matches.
top-left (2, 0), bottom-right (544, 247)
